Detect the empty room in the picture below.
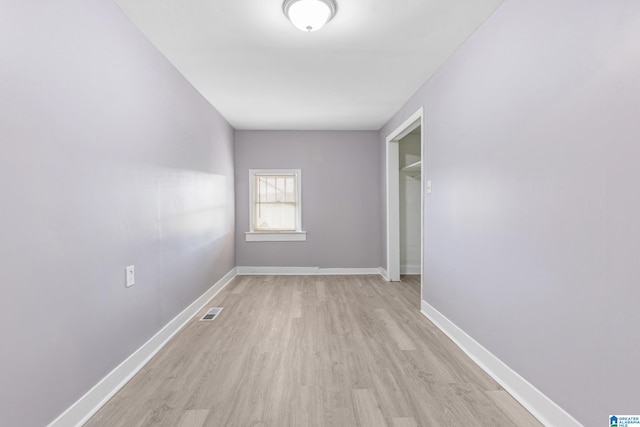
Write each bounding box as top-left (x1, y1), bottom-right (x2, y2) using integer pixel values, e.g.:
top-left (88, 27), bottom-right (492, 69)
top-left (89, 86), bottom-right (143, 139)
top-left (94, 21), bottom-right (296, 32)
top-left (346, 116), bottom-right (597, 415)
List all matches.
top-left (2, 1), bottom-right (639, 426)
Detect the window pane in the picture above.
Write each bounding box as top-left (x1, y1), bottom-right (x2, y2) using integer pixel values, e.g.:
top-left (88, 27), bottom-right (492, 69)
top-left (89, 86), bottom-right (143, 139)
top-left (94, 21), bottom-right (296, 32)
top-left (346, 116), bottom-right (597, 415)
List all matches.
top-left (254, 203), bottom-right (296, 231)
top-left (253, 174), bottom-right (297, 231)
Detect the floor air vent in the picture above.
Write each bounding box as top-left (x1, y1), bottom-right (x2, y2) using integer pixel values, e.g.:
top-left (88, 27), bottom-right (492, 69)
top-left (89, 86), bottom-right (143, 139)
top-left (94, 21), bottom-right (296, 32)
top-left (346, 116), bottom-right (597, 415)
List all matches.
top-left (200, 307), bottom-right (223, 321)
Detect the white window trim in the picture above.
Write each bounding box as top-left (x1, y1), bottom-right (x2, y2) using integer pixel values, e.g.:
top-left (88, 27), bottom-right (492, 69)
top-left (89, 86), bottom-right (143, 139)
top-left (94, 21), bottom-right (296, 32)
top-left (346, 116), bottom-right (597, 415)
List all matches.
top-left (246, 169), bottom-right (306, 242)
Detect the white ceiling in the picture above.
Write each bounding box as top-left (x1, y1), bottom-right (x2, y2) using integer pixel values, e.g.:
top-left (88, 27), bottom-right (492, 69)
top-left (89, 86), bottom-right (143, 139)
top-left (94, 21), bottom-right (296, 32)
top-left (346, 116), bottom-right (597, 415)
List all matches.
top-left (113, 0), bottom-right (503, 130)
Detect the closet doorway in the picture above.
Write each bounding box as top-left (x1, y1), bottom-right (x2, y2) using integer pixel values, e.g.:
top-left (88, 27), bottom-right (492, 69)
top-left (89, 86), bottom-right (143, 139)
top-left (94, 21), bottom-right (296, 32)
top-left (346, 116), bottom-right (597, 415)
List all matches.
top-left (386, 108), bottom-right (423, 300)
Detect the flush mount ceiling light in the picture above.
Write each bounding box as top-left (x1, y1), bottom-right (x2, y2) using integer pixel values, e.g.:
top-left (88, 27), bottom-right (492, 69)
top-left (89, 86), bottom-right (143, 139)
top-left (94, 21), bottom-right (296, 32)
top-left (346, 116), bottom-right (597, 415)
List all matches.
top-left (283, 0), bottom-right (337, 32)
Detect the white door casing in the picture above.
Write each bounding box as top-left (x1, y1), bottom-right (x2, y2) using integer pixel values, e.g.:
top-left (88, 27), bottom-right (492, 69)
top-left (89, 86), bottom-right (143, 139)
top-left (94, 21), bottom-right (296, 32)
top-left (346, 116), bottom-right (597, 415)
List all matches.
top-left (385, 108), bottom-right (424, 295)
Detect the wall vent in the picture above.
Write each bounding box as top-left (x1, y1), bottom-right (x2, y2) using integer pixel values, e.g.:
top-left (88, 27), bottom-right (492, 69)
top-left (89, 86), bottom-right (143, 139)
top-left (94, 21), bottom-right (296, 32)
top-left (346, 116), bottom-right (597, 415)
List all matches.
top-left (200, 307), bottom-right (223, 321)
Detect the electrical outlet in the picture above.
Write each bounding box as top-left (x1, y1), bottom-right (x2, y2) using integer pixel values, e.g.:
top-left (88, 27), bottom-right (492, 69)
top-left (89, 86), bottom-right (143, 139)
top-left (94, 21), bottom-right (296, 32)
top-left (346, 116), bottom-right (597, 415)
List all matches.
top-left (125, 265), bottom-right (135, 287)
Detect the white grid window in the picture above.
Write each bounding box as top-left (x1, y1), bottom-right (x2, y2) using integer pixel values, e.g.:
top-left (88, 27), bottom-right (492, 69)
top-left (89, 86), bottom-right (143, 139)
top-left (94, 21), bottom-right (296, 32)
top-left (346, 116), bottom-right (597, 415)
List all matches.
top-left (246, 169), bottom-right (306, 242)
top-left (253, 174), bottom-right (297, 231)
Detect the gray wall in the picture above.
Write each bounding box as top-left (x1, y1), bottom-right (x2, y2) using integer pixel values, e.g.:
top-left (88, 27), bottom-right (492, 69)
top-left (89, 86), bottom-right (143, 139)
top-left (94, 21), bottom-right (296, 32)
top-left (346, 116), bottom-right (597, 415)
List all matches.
top-left (235, 131), bottom-right (380, 268)
top-left (380, 1), bottom-right (640, 424)
top-left (0, 2), bottom-right (235, 426)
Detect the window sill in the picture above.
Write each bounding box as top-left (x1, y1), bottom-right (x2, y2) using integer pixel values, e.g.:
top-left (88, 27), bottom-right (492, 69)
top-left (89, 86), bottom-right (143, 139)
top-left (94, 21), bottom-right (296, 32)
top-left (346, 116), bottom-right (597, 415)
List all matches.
top-left (245, 231), bottom-right (307, 242)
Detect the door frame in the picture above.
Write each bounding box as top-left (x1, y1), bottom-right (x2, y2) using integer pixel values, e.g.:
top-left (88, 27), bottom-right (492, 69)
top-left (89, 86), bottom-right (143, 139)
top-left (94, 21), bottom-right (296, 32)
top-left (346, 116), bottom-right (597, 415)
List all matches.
top-left (385, 107), bottom-right (424, 289)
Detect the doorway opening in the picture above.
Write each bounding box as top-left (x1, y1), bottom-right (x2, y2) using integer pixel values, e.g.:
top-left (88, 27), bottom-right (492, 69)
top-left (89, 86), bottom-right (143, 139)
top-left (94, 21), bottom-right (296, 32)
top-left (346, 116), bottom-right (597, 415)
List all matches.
top-left (386, 108), bottom-right (424, 301)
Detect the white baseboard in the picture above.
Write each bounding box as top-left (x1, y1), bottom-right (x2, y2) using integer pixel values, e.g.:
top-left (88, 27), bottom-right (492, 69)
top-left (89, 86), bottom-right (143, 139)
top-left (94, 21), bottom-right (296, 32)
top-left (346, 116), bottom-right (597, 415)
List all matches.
top-left (379, 267), bottom-right (390, 281)
top-left (48, 268), bottom-right (238, 427)
top-left (236, 266), bottom-right (382, 276)
top-left (236, 266), bottom-right (318, 275)
top-left (319, 267), bottom-right (381, 275)
top-left (400, 265), bottom-right (421, 275)
top-left (420, 300), bottom-right (582, 427)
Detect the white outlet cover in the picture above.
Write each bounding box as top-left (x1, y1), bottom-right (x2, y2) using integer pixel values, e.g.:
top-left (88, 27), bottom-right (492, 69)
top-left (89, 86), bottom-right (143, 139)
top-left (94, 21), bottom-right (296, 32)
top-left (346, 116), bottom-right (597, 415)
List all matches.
top-left (125, 265), bottom-right (135, 287)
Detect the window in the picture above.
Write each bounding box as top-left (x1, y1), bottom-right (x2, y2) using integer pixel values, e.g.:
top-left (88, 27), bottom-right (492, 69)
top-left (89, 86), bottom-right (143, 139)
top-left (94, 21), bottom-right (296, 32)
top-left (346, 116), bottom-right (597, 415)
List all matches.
top-left (246, 169), bottom-right (306, 242)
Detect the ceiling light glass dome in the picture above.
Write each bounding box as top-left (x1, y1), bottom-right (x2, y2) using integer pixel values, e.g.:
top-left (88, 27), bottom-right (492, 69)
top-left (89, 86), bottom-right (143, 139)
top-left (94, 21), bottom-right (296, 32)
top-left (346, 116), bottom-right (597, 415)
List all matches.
top-left (283, 0), bottom-right (337, 32)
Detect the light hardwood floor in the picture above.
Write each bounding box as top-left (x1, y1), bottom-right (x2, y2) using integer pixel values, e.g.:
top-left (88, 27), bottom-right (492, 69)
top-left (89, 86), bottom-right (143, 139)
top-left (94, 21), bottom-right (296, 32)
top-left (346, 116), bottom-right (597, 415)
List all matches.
top-left (86, 275), bottom-right (541, 426)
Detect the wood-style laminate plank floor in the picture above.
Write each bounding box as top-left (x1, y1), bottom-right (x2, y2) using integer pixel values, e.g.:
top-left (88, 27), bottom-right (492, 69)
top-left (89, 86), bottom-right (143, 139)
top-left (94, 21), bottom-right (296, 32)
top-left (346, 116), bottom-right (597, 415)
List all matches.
top-left (86, 275), bottom-right (541, 427)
